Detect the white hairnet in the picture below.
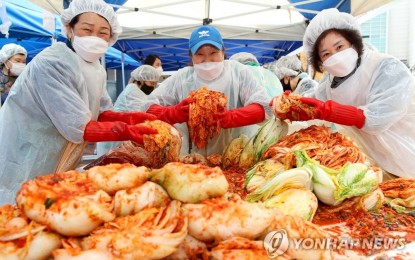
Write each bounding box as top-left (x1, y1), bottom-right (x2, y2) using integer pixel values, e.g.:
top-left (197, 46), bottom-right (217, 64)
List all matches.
top-left (273, 56), bottom-right (301, 80)
top-left (229, 52), bottom-right (259, 65)
top-left (61, 0), bottom-right (122, 46)
top-left (131, 65), bottom-right (160, 82)
top-left (0, 43), bottom-right (27, 65)
top-left (303, 8), bottom-right (360, 62)
top-left (273, 67), bottom-right (297, 80)
top-left (275, 56), bottom-right (301, 71)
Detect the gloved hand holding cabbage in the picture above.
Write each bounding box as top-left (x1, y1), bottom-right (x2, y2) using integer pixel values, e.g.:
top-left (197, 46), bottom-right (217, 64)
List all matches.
top-left (83, 110), bottom-right (158, 144)
top-left (270, 92), bottom-right (366, 128)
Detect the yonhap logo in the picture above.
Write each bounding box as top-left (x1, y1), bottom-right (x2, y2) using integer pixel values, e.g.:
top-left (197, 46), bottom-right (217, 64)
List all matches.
top-left (263, 229), bottom-right (289, 258)
top-left (263, 229), bottom-right (406, 257)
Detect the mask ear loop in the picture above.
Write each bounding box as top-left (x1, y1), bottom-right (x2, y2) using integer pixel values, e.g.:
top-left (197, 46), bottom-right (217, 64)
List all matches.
top-left (1, 61), bottom-right (12, 84)
top-left (68, 28), bottom-right (76, 44)
top-left (4, 60), bottom-right (10, 71)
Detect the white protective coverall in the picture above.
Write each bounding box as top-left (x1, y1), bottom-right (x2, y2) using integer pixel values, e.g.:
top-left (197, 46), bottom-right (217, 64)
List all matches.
top-left (0, 42), bottom-right (112, 204)
top-left (114, 83), bottom-right (148, 112)
top-left (228, 52), bottom-right (283, 98)
top-left (142, 60), bottom-right (273, 155)
top-left (249, 65), bottom-right (283, 98)
top-left (313, 49), bottom-right (415, 178)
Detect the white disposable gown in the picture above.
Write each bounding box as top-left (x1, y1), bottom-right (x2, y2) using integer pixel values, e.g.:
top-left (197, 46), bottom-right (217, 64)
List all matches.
top-left (142, 60), bottom-right (273, 155)
top-left (247, 65), bottom-right (283, 98)
top-left (242, 65), bottom-right (283, 137)
top-left (313, 49), bottom-right (415, 178)
top-left (0, 43), bottom-right (113, 204)
top-left (114, 83), bottom-right (147, 112)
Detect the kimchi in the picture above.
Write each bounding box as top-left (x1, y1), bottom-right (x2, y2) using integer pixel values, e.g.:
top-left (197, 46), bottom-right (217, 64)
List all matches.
top-left (272, 92), bottom-right (316, 121)
top-left (188, 87), bottom-right (228, 149)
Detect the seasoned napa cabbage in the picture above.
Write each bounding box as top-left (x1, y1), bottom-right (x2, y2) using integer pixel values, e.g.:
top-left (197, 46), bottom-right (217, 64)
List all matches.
top-left (295, 150), bottom-right (379, 206)
top-left (264, 188), bottom-right (318, 221)
top-left (150, 162), bottom-right (229, 203)
top-left (245, 167), bottom-right (313, 202)
top-left (244, 159), bottom-right (285, 193)
top-left (222, 134), bottom-right (249, 169)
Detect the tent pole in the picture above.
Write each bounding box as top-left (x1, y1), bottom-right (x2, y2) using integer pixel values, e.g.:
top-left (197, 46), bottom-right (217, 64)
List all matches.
top-left (121, 52), bottom-right (125, 89)
top-left (205, 0), bottom-right (210, 19)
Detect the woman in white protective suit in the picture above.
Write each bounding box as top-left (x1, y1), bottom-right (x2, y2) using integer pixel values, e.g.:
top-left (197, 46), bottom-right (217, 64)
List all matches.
top-left (273, 55), bottom-right (318, 96)
top-left (274, 8), bottom-right (415, 179)
top-left (143, 25), bottom-right (273, 155)
top-left (115, 65), bottom-right (160, 111)
top-left (0, 0), bottom-right (157, 204)
top-left (0, 43), bottom-right (27, 106)
top-left (96, 65), bottom-right (160, 155)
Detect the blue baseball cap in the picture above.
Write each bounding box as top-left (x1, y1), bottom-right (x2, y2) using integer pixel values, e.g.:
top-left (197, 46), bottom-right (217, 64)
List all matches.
top-left (189, 25), bottom-right (224, 54)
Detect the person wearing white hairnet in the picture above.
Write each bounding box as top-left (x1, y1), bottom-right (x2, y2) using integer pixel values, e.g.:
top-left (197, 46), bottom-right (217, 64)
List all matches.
top-left (0, 0), bottom-right (158, 204)
top-left (0, 43), bottom-right (27, 106)
top-left (274, 55), bottom-right (302, 92)
top-left (142, 25), bottom-right (272, 155)
top-left (274, 8), bottom-right (415, 179)
top-left (229, 52), bottom-right (283, 98)
top-left (273, 55), bottom-right (317, 96)
top-left (116, 65), bottom-right (160, 111)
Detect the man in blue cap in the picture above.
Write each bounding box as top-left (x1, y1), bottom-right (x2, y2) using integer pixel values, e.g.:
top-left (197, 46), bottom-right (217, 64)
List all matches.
top-left (143, 25), bottom-right (273, 155)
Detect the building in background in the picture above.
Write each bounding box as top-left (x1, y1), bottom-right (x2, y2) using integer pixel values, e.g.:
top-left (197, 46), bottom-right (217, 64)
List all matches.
top-left (359, 0), bottom-right (415, 72)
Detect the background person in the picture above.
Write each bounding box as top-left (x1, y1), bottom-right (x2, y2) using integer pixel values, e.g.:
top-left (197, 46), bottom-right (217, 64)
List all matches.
top-left (143, 25), bottom-right (272, 155)
top-left (273, 55), bottom-right (317, 96)
top-left (279, 8), bottom-right (415, 178)
top-left (116, 64), bottom-right (160, 111)
top-left (0, 43), bottom-right (27, 106)
top-left (144, 54), bottom-right (163, 77)
top-left (229, 52), bottom-right (283, 98)
top-left (0, 0), bottom-right (157, 205)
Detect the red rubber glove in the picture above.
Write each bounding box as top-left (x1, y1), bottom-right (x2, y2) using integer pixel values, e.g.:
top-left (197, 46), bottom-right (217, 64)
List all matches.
top-left (219, 103), bottom-right (265, 129)
top-left (301, 97), bottom-right (365, 129)
top-left (98, 110), bottom-right (157, 125)
top-left (83, 121), bottom-right (157, 144)
top-left (147, 98), bottom-right (195, 125)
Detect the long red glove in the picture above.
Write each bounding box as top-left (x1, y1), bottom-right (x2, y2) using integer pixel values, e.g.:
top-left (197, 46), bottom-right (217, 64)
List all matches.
top-left (301, 97), bottom-right (365, 129)
top-left (219, 103), bottom-right (265, 129)
top-left (98, 110), bottom-right (157, 125)
top-left (146, 98), bottom-right (195, 125)
top-left (83, 121), bottom-right (157, 144)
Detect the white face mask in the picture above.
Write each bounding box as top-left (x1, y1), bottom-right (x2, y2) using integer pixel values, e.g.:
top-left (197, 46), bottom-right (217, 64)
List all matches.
top-left (71, 33), bottom-right (109, 62)
top-left (156, 66), bottom-right (163, 75)
top-left (322, 48), bottom-right (358, 77)
top-left (6, 62), bottom-right (26, 76)
top-left (193, 61), bottom-right (224, 81)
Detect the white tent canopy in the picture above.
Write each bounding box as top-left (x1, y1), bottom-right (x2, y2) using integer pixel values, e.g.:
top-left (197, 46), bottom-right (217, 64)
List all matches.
top-left (27, 0), bottom-right (396, 70)
top-left (29, 0), bottom-right (395, 41)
